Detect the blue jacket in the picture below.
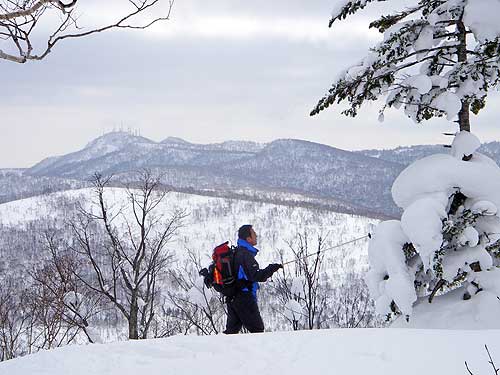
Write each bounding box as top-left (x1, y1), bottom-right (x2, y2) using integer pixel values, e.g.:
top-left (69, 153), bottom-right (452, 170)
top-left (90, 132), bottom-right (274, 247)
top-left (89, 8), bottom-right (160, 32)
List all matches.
top-left (234, 239), bottom-right (275, 298)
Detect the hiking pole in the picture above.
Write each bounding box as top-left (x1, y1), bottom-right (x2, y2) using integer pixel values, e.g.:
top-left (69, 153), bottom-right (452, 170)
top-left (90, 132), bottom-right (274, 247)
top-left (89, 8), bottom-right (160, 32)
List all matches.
top-left (281, 233), bottom-right (372, 266)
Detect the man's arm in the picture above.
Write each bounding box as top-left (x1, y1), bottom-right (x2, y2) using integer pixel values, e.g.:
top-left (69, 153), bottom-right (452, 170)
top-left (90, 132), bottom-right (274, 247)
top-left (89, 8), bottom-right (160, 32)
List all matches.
top-left (242, 253), bottom-right (282, 282)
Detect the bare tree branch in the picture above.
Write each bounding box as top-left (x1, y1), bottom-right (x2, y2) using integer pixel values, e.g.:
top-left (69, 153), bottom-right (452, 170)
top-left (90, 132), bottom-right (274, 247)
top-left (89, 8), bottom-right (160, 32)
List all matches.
top-left (69, 170), bottom-right (184, 339)
top-left (0, 0), bottom-right (174, 63)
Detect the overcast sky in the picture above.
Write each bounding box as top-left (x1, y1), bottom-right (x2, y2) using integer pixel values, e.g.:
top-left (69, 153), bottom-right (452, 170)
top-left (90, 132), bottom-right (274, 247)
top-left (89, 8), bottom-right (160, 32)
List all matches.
top-left (1, 0), bottom-right (500, 168)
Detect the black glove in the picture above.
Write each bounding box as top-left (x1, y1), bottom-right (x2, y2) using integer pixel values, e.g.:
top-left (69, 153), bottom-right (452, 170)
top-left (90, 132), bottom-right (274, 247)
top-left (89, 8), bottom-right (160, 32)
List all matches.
top-left (199, 268), bottom-right (213, 288)
top-left (267, 263), bottom-right (283, 274)
top-left (199, 268), bottom-right (209, 277)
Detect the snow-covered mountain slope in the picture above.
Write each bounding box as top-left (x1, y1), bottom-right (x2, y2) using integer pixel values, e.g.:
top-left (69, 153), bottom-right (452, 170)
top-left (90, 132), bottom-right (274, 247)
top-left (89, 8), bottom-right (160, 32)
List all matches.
top-left (359, 141), bottom-right (500, 166)
top-left (28, 132), bottom-right (262, 177)
top-left (1, 328), bottom-right (499, 375)
top-left (8, 133), bottom-right (500, 219)
top-left (220, 139), bottom-right (401, 217)
top-left (0, 169), bottom-right (88, 204)
top-left (23, 132), bottom-right (402, 218)
top-left (29, 132), bottom-right (156, 175)
top-left (0, 188), bottom-right (376, 272)
top-left (0, 188), bottom-right (377, 343)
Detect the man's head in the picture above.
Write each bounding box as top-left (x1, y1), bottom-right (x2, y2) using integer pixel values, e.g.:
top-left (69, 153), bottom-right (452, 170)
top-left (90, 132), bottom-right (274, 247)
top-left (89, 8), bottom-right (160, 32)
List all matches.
top-left (238, 224), bottom-right (257, 246)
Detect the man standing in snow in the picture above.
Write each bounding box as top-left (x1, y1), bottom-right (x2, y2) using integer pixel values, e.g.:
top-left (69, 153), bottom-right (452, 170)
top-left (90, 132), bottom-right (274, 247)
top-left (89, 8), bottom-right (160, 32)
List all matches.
top-left (224, 224), bottom-right (283, 334)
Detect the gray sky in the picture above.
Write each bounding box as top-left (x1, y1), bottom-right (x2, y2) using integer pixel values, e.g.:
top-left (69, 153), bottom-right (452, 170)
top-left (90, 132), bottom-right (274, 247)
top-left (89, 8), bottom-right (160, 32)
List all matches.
top-left (1, 0), bottom-right (499, 168)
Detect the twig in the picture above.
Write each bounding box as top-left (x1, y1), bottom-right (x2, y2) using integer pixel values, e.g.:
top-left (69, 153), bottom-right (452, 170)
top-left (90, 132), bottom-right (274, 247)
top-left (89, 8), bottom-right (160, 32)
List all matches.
top-left (466, 361), bottom-right (475, 375)
top-left (485, 345), bottom-right (499, 375)
top-left (465, 345), bottom-right (499, 375)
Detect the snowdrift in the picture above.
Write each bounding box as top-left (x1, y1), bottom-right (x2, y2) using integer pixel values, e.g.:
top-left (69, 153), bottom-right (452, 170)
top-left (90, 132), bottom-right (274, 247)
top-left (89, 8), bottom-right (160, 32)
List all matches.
top-left (1, 329), bottom-right (500, 375)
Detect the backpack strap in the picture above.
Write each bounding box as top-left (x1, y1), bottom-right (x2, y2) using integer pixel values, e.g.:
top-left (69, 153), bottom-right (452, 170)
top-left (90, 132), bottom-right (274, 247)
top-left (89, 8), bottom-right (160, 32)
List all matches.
top-left (232, 246), bottom-right (254, 293)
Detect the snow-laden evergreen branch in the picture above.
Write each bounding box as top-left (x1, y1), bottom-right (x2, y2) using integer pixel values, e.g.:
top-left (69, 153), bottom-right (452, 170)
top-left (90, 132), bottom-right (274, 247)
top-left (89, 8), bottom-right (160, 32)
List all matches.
top-left (313, 0), bottom-right (500, 132)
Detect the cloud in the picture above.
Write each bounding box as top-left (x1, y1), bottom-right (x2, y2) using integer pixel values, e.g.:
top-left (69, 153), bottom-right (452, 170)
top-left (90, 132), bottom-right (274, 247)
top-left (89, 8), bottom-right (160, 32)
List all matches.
top-left (70, 0), bottom-right (380, 44)
top-left (1, 0), bottom-right (499, 168)
top-left (147, 15), bottom-right (378, 45)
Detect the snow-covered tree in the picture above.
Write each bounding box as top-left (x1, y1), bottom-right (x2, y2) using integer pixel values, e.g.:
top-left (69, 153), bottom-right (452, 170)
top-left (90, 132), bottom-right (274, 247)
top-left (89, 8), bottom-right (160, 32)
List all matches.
top-left (366, 132), bottom-right (500, 324)
top-left (311, 0), bottom-right (500, 132)
top-left (311, 1), bottom-right (500, 325)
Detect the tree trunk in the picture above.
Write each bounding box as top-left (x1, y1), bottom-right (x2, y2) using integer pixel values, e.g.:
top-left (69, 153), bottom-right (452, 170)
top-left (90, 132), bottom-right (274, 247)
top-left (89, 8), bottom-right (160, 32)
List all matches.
top-left (457, 16), bottom-right (470, 132)
top-left (128, 299), bottom-right (139, 340)
top-left (458, 101), bottom-right (470, 132)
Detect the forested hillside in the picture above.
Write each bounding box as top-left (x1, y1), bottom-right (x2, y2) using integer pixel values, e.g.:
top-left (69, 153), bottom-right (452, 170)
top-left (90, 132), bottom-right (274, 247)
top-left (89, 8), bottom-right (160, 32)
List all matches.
top-left (0, 185), bottom-right (377, 360)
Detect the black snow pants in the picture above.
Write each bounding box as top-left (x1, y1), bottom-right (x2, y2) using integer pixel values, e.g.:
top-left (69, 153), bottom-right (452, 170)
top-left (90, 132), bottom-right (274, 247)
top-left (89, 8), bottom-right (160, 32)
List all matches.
top-left (224, 291), bottom-right (264, 334)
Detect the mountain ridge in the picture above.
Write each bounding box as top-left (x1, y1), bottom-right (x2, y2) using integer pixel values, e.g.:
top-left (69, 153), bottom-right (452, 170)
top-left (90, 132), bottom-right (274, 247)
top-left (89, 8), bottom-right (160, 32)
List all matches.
top-left (5, 132), bottom-right (500, 218)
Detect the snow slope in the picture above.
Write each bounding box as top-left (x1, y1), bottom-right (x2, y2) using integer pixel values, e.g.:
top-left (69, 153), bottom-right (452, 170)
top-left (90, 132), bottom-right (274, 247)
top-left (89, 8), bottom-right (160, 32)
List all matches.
top-left (1, 329), bottom-right (499, 375)
top-left (0, 188), bottom-right (376, 269)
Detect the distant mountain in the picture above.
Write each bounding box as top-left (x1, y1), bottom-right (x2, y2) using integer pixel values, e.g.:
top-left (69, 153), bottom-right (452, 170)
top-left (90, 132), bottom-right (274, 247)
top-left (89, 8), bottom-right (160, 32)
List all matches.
top-left (0, 169), bottom-right (88, 204)
top-left (358, 141), bottom-right (500, 165)
top-left (5, 132), bottom-right (500, 219)
top-left (216, 139), bottom-right (403, 217)
top-left (29, 132), bottom-right (262, 178)
top-left (24, 132), bottom-right (402, 218)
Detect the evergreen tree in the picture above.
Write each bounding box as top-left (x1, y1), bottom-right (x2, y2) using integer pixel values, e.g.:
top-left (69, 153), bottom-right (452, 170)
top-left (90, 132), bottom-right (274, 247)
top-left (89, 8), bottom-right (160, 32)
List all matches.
top-left (312, 1), bottom-right (500, 324)
top-left (311, 0), bottom-right (500, 132)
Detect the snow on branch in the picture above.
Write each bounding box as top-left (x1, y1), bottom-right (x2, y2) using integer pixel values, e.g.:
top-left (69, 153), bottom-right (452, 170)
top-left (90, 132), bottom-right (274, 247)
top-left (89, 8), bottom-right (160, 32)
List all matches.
top-left (314, 0), bottom-right (500, 132)
top-left (367, 132), bottom-right (500, 324)
top-left (0, 1), bottom-right (75, 21)
top-left (329, 0), bottom-right (387, 27)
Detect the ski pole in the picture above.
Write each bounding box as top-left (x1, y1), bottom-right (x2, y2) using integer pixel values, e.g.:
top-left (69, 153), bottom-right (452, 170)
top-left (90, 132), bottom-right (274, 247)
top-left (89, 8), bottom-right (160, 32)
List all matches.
top-left (281, 233), bottom-right (372, 266)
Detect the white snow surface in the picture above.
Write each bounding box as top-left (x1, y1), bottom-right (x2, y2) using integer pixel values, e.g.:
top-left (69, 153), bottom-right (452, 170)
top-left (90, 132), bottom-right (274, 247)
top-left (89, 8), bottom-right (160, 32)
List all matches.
top-left (393, 268), bottom-right (500, 329)
top-left (464, 0), bottom-right (500, 42)
top-left (471, 200), bottom-right (498, 215)
top-left (431, 92), bottom-right (462, 120)
top-left (403, 74), bottom-right (432, 95)
top-left (2, 329), bottom-right (500, 375)
top-left (414, 26), bottom-right (434, 55)
top-left (290, 276), bottom-right (306, 298)
top-left (392, 153), bottom-right (500, 210)
top-left (451, 131), bottom-right (481, 159)
top-left (284, 300), bottom-right (303, 321)
top-left (400, 194), bottom-right (447, 271)
top-left (365, 221), bottom-right (416, 316)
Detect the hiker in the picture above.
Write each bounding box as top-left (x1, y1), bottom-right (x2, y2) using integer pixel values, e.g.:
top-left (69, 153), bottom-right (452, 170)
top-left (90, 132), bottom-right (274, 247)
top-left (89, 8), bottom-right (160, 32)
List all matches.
top-left (223, 224), bottom-right (283, 334)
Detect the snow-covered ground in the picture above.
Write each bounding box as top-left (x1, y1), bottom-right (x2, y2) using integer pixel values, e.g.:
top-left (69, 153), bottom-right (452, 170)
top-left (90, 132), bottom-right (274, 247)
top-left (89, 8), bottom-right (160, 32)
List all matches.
top-left (0, 188), bottom-right (377, 340)
top-left (0, 188), bottom-right (376, 268)
top-left (392, 271), bottom-right (500, 329)
top-left (1, 328), bottom-right (499, 375)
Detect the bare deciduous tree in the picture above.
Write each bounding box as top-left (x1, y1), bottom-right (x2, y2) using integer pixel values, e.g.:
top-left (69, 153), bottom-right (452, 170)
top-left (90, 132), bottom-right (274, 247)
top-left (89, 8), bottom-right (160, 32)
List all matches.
top-left (273, 232), bottom-right (379, 330)
top-left (327, 272), bottom-right (377, 329)
top-left (0, 0), bottom-right (174, 63)
top-left (273, 232), bottom-right (327, 330)
top-left (166, 248), bottom-right (226, 335)
top-left (291, 232), bottom-right (326, 330)
top-left (0, 281), bottom-right (32, 361)
top-left (69, 170), bottom-right (186, 339)
top-left (30, 230), bottom-right (104, 344)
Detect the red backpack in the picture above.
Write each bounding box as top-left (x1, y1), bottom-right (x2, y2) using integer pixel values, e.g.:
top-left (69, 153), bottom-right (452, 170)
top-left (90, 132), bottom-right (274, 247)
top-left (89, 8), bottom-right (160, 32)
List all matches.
top-left (207, 241), bottom-right (239, 297)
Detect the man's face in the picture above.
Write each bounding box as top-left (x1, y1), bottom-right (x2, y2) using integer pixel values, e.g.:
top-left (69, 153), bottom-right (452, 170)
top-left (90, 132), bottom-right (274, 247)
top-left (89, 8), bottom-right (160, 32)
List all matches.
top-left (247, 228), bottom-right (258, 246)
